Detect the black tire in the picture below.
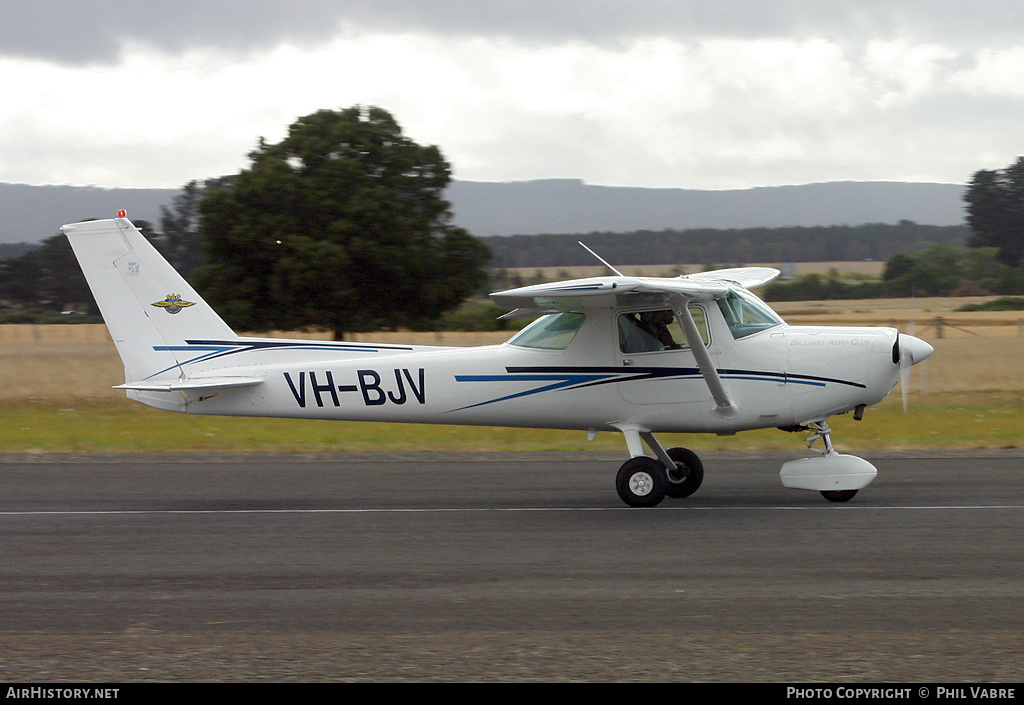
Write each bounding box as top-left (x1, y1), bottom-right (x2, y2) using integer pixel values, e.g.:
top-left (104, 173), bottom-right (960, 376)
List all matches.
top-left (820, 489), bottom-right (858, 503)
top-left (616, 457), bottom-right (667, 508)
top-left (664, 447), bottom-right (704, 499)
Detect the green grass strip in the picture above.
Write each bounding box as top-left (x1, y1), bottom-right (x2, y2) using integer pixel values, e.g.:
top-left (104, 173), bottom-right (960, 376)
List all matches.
top-left (2, 392), bottom-right (1022, 453)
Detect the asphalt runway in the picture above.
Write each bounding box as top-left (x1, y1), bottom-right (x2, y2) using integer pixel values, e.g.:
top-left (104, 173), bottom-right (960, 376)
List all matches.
top-left (0, 450), bottom-right (1022, 682)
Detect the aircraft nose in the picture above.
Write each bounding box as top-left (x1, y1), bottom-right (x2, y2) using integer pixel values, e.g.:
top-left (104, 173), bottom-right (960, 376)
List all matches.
top-left (897, 333), bottom-right (934, 366)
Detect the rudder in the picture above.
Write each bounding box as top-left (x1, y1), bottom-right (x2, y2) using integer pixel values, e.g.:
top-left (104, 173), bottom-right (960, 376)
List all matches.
top-left (62, 214), bottom-right (237, 386)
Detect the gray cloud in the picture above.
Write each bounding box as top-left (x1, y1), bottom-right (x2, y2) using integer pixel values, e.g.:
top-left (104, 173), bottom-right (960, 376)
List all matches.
top-left (0, 1), bottom-right (352, 64)
top-left (4, 1), bottom-right (1024, 190)
top-left (8, 1), bottom-right (1024, 66)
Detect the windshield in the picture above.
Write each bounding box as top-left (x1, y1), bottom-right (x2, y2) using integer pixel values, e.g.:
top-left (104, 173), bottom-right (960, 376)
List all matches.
top-left (508, 312), bottom-right (586, 350)
top-left (717, 289), bottom-right (784, 339)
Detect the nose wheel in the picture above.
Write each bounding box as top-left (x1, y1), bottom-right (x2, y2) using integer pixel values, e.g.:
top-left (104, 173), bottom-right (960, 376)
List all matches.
top-left (820, 489), bottom-right (858, 502)
top-left (779, 419), bottom-right (876, 502)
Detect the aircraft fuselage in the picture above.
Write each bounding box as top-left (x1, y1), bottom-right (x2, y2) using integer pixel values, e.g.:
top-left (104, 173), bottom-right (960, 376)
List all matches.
top-left (63, 215), bottom-right (934, 505)
top-left (134, 307), bottom-right (902, 436)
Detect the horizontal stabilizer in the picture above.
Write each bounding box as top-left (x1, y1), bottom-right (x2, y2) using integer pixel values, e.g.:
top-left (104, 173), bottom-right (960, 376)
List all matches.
top-left (114, 376), bottom-right (264, 393)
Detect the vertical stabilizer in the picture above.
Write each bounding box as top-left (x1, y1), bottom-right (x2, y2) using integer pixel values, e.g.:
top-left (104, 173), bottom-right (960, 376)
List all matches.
top-left (62, 215), bottom-right (237, 385)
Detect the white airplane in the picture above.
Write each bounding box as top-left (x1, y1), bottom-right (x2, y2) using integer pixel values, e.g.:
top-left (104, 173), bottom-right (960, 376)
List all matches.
top-left (63, 213), bottom-right (933, 507)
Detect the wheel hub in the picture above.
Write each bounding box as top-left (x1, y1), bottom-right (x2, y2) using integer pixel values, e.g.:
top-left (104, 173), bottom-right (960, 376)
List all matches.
top-left (628, 471), bottom-right (655, 496)
top-left (667, 462), bottom-right (689, 483)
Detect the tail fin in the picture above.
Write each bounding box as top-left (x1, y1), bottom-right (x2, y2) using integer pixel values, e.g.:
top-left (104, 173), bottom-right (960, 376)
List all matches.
top-left (62, 214), bottom-right (236, 385)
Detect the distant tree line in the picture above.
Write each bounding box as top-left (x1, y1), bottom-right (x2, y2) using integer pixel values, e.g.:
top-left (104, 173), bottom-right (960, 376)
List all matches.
top-left (0, 231), bottom-right (104, 322)
top-left (0, 243), bottom-right (36, 260)
top-left (485, 222), bottom-right (968, 269)
top-left (762, 243), bottom-right (1024, 301)
top-left (0, 212), bottom-right (210, 323)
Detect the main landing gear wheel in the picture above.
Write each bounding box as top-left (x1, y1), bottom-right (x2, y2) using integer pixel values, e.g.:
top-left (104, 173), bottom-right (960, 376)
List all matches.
top-left (664, 447), bottom-right (704, 499)
top-left (820, 489), bottom-right (858, 503)
top-left (616, 457), bottom-right (667, 508)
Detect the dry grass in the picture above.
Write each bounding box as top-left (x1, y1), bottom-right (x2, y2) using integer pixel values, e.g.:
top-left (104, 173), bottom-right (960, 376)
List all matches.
top-left (0, 325), bottom-right (515, 401)
top-left (4, 307), bottom-right (1024, 400)
top-left (775, 296), bottom-right (1024, 335)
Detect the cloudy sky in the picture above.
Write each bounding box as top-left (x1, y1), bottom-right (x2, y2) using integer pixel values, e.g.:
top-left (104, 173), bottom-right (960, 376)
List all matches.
top-left (3, 0), bottom-right (1024, 190)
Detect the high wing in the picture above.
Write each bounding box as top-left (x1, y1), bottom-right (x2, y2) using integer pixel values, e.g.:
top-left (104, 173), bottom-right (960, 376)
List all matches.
top-left (490, 267), bottom-right (780, 314)
top-left (491, 266), bottom-right (780, 418)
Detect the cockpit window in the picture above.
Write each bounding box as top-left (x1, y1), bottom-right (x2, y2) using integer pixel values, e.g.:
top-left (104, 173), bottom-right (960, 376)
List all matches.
top-left (618, 308), bottom-right (709, 353)
top-left (717, 289), bottom-right (784, 339)
top-left (508, 312), bottom-right (586, 350)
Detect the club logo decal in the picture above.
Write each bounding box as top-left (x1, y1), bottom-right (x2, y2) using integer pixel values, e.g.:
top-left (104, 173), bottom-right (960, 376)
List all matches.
top-left (151, 294), bottom-right (196, 314)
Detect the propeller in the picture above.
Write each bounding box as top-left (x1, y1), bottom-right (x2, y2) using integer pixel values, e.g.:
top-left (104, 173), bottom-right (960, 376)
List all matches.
top-left (896, 333), bottom-right (935, 412)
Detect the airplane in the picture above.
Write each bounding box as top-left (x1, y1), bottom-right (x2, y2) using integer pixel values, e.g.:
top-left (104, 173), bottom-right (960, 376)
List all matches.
top-left (62, 213), bottom-right (933, 507)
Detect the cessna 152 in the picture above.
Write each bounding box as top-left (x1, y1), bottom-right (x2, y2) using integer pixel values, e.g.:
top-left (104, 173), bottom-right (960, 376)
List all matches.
top-left (63, 213), bottom-right (932, 507)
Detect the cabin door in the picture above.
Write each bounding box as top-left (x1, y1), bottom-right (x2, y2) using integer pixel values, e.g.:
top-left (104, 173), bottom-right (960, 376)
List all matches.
top-left (616, 307), bottom-right (714, 406)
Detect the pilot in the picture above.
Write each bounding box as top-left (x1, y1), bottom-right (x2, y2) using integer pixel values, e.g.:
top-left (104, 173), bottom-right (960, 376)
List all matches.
top-left (638, 310), bottom-right (681, 350)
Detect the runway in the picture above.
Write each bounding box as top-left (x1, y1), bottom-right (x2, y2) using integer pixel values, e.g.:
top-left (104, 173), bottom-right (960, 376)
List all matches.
top-left (0, 451), bottom-right (1022, 682)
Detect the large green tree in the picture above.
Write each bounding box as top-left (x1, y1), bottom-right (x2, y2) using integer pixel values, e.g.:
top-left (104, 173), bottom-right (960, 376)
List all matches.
top-left (965, 156), bottom-right (1024, 267)
top-left (193, 106), bottom-right (490, 335)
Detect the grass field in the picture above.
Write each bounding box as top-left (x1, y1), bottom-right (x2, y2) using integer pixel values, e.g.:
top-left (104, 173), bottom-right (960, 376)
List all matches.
top-left (3, 392), bottom-right (1022, 453)
top-left (2, 297), bottom-right (1023, 453)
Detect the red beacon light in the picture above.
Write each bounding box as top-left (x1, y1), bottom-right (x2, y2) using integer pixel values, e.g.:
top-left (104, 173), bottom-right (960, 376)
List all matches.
top-left (117, 209), bottom-right (127, 218)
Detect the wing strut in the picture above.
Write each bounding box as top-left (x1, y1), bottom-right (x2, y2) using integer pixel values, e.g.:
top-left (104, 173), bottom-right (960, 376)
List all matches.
top-left (672, 294), bottom-right (740, 418)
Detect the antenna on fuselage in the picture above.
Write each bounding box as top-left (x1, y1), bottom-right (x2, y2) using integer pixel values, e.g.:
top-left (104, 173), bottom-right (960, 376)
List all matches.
top-left (578, 241), bottom-right (624, 276)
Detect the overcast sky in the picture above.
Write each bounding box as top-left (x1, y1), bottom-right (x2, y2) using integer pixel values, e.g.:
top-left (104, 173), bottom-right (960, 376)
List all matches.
top-left (3, 0), bottom-right (1024, 190)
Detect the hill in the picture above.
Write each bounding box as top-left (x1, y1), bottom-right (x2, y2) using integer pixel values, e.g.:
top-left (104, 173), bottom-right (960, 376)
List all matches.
top-left (447, 179), bottom-right (966, 236)
top-left (0, 184), bottom-right (176, 244)
top-left (0, 179), bottom-right (966, 244)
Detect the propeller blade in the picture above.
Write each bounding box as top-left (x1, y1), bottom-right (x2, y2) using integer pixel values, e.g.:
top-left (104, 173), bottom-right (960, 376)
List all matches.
top-left (900, 352), bottom-right (912, 412)
top-left (896, 334), bottom-right (935, 412)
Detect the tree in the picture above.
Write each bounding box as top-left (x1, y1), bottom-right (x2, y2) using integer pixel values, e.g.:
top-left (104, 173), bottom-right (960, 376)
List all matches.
top-left (153, 177), bottom-right (234, 278)
top-left (880, 243), bottom-right (1012, 297)
top-left (193, 107), bottom-right (490, 335)
top-left (882, 252), bottom-right (915, 283)
top-left (965, 157), bottom-right (1024, 267)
